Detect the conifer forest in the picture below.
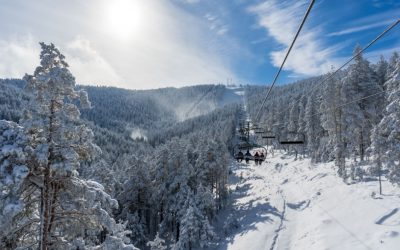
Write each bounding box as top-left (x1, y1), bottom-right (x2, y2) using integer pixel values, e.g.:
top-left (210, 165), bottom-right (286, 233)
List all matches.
top-left (1, 0), bottom-right (400, 249)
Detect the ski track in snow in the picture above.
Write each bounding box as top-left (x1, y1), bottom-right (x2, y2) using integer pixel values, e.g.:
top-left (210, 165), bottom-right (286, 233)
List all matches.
top-left (375, 208), bottom-right (399, 225)
top-left (214, 152), bottom-right (400, 250)
top-left (269, 194), bottom-right (286, 250)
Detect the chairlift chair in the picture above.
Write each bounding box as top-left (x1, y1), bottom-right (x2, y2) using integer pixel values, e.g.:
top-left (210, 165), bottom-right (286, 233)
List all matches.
top-left (233, 142), bottom-right (267, 164)
top-left (255, 130), bottom-right (266, 134)
top-left (279, 132), bottom-right (305, 145)
top-left (262, 135), bottom-right (276, 139)
top-left (261, 130), bottom-right (276, 139)
top-left (254, 127), bottom-right (266, 134)
top-left (239, 135), bottom-right (248, 141)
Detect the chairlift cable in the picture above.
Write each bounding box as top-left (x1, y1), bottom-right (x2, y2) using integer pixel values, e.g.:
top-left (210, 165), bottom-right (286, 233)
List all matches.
top-left (184, 84), bottom-right (217, 119)
top-left (272, 87), bottom-right (400, 128)
top-left (271, 19), bottom-right (400, 122)
top-left (254, 0), bottom-right (316, 123)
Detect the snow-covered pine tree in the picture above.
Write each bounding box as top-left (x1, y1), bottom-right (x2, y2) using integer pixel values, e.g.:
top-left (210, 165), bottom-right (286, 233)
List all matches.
top-left (305, 95), bottom-right (320, 161)
top-left (341, 45), bottom-right (381, 163)
top-left (0, 120), bottom-right (30, 249)
top-left (375, 55), bottom-right (389, 90)
top-left (370, 126), bottom-right (385, 194)
top-left (287, 99), bottom-right (300, 158)
top-left (371, 60), bottom-right (400, 186)
top-left (147, 233), bottom-right (167, 250)
top-left (298, 96), bottom-right (307, 138)
top-left (388, 51), bottom-right (399, 77)
top-left (320, 70), bottom-right (346, 177)
top-left (116, 154), bottom-right (152, 246)
top-left (173, 192), bottom-right (214, 250)
top-left (19, 42), bottom-right (136, 249)
top-left (288, 98), bottom-right (299, 133)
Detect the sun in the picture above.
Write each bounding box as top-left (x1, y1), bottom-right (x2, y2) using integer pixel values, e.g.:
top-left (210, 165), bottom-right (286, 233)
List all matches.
top-left (105, 0), bottom-right (143, 39)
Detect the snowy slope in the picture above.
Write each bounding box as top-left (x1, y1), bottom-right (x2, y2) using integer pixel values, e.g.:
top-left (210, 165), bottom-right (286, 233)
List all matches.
top-left (216, 151), bottom-right (400, 250)
top-left (217, 86), bottom-right (244, 106)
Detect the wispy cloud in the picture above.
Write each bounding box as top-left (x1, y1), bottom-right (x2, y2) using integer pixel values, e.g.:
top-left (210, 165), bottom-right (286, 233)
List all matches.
top-left (204, 13), bottom-right (229, 36)
top-left (328, 20), bottom-right (394, 37)
top-left (180, 0), bottom-right (200, 4)
top-left (251, 37), bottom-right (269, 45)
top-left (65, 36), bottom-right (122, 86)
top-left (350, 8), bottom-right (400, 26)
top-left (248, 0), bottom-right (339, 76)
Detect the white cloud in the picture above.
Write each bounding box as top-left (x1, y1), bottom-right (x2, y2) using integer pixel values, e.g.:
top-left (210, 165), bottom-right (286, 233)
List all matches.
top-left (0, 35), bottom-right (121, 86)
top-left (352, 8), bottom-right (400, 26)
top-left (0, 35), bottom-right (39, 79)
top-left (92, 0), bottom-right (238, 89)
top-left (204, 12), bottom-right (229, 36)
top-left (0, 0), bottom-right (238, 89)
top-left (328, 20), bottom-right (394, 37)
top-left (64, 37), bottom-right (121, 86)
top-left (180, 0), bottom-right (200, 4)
top-left (364, 46), bottom-right (400, 63)
top-left (248, 0), bottom-right (339, 76)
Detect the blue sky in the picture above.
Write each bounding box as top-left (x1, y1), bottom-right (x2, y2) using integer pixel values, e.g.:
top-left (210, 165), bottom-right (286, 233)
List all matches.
top-left (0, 0), bottom-right (399, 89)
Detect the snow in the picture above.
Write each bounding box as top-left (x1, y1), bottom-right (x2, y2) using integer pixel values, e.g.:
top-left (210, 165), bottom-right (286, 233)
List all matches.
top-left (218, 86), bottom-right (243, 106)
top-left (130, 128), bottom-right (148, 141)
top-left (216, 151), bottom-right (400, 250)
top-left (3, 201), bottom-right (23, 217)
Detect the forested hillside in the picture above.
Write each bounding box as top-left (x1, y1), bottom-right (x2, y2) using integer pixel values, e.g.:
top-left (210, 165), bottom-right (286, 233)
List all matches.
top-left (246, 48), bottom-right (400, 186)
top-left (0, 47), bottom-right (241, 249)
top-left (1, 42), bottom-right (399, 249)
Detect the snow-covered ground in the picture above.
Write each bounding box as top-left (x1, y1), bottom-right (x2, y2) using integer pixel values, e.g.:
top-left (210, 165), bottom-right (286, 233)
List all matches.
top-left (215, 151), bottom-right (400, 250)
top-left (218, 86), bottom-right (243, 106)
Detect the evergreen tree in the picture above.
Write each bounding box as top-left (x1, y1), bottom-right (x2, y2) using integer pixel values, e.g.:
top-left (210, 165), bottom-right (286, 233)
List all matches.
top-left (320, 70), bottom-right (346, 176)
top-left (341, 45), bottom-right (381, 162)
top-left (0, 120), bottom-right (30, 249)
top-left (305, 95), bottom-right (320, 160)
top-left (174, 193), bottom-right (214, 250)
top-left (388, 51), bottom-right (399, 76)
top-left (147, 233), bottom-right (167, 250)
top-left (7, 42), bottom-right (136, 249)
top-left (375, 55), bottom-right (389, 89)
top-left (371, 60), bottom-right (400, 185)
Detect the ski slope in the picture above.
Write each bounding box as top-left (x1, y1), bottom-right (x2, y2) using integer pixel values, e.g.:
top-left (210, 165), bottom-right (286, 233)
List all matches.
top-left (216, 151), bottom-right (400, 250)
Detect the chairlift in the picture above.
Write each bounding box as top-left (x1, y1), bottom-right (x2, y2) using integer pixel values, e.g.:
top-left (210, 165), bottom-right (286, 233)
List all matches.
top-left (255, 130), bottom-right (266, 134)
top-left (233, 142), bottom-right (267, 164)
top-left (239, 135), bottom-right (248, 141)
top-left (262, 135), bottom-right (276, 139)
top-left (254, 127), bottom-right (265, 134)
top-left (279, 132), bottom-right (305, 145)
top-left (261, 130), bottom-right (276, 139)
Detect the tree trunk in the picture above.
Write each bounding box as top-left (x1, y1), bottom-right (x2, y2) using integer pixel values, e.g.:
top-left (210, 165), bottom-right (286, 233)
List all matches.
top-left (176, 221), bottom-right (180, 241)
top-left (378, 161), bottom-right (382, 195)
top-left (360, 130), bottom-right (364, 161)
top-left (48, 182), bottom-right (60, 235)
top-left (41, 165), bottom-right (51, 250)
top-left (40, 100), bottom-right (56, 250)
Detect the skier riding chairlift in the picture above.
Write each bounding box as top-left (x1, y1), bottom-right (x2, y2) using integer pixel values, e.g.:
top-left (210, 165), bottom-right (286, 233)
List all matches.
top-left (244, 150), bottom-right (252, 164)
top-left (254, 151), bottom-right (260, 165)
top-left (236, 151), bottom-right (244, 162)
top-left (259, 152), bottom-right (265, 164)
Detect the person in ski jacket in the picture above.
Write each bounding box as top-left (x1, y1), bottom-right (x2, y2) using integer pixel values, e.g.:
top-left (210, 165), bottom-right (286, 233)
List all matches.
top-left (244, 150), bottom-right (252, 164)
top-left (259, 152), bottom-right (265, 165)
top-left (254, 151), bottom-right (260, 165)
top-left (236, 151), bottom-right (244, 162)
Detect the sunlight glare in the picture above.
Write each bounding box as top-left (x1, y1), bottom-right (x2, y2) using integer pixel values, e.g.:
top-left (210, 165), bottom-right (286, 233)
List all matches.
top-left (106, 0), bottom-right (143, 39)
